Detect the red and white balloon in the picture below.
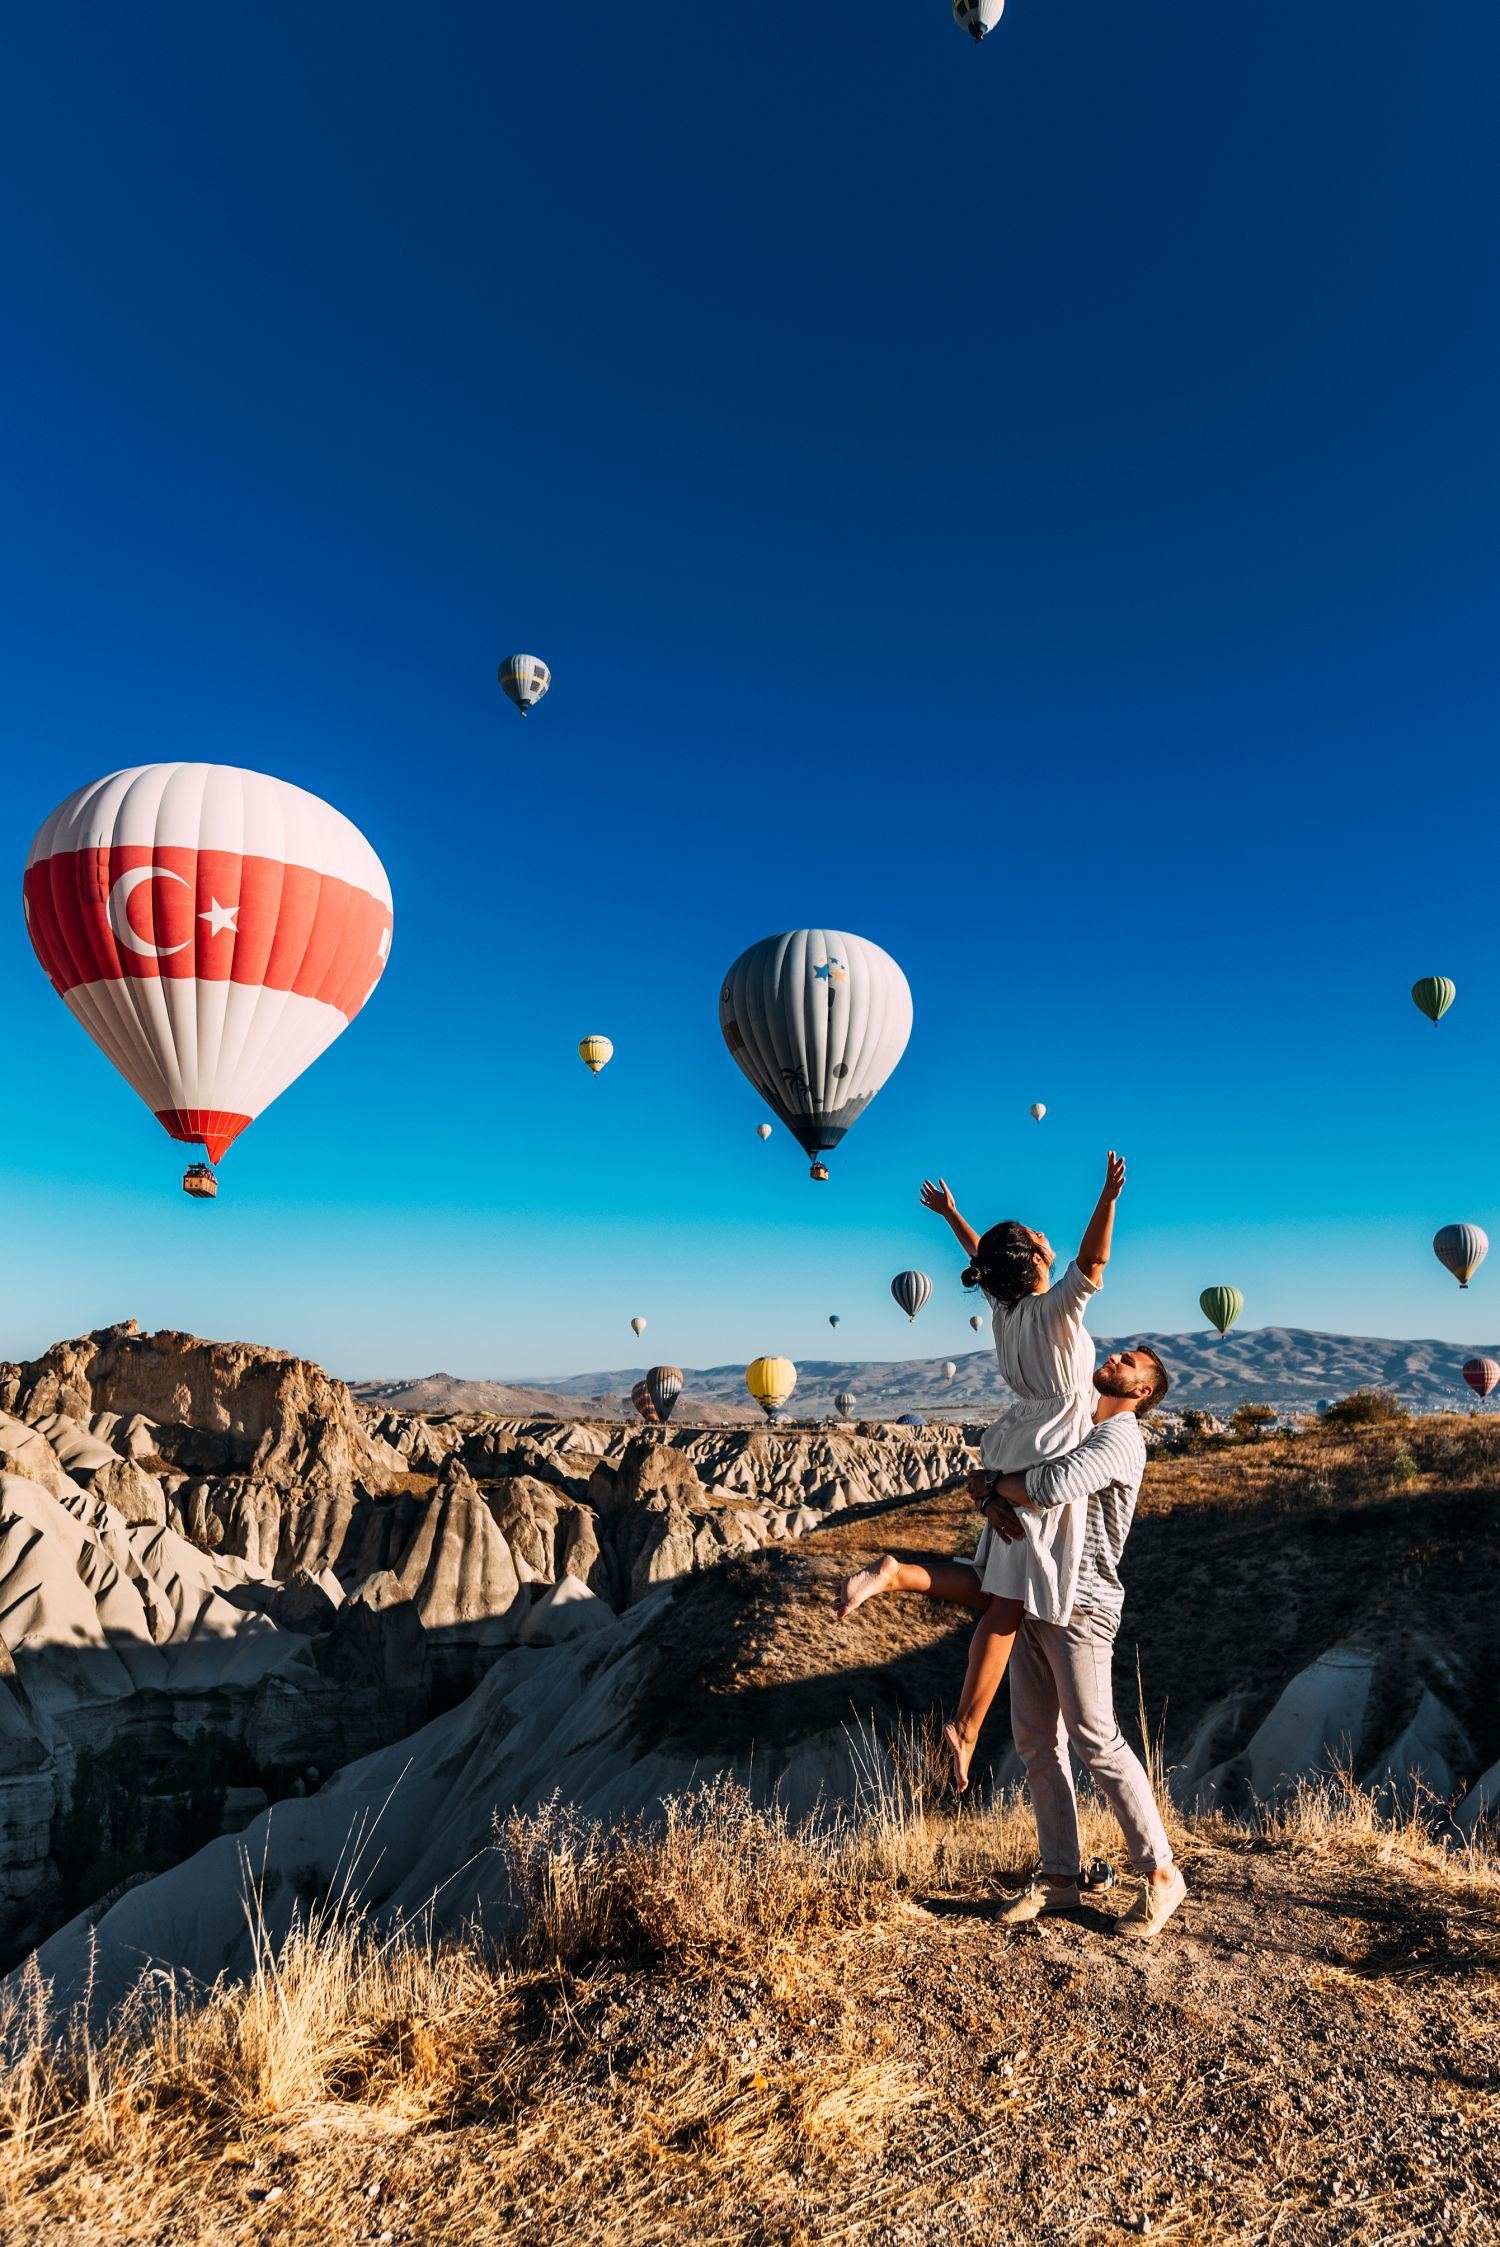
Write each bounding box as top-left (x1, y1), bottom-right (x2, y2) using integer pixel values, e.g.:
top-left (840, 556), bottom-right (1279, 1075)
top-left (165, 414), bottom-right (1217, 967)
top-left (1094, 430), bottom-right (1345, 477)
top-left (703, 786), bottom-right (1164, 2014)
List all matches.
top-left (1462, 1356), bottom-right (1499, 1400)
top-left (24, 763), bottom-right (392, 1166)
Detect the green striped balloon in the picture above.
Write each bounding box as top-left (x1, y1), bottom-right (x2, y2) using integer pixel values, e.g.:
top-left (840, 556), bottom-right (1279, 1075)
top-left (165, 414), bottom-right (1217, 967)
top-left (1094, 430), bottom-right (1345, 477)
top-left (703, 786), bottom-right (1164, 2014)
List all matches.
top-left (1199, 1286), bottom-right (1244, 1336)
top-left (1411, 976), bottom-right (1455, 1026)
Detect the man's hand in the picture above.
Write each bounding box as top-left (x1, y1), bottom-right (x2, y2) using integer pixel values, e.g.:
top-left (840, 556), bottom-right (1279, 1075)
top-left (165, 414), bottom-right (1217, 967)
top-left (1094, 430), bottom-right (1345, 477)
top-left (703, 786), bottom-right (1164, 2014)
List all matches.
top-left (983, 1498), bottom-right (1026, 1543)
top-left (920, 1177), bottom-right (959, 1221)
top-left (1102, 1150), bottom-right (1126, 1201)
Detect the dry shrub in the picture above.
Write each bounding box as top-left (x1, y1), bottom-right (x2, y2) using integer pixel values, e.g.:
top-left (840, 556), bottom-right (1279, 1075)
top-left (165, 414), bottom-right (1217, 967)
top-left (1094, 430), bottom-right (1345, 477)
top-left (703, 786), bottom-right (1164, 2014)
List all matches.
top-left (1322, 1387), bottom-right (1408, 1429)
top-left (496, 1777), bottom-right (861, 1970)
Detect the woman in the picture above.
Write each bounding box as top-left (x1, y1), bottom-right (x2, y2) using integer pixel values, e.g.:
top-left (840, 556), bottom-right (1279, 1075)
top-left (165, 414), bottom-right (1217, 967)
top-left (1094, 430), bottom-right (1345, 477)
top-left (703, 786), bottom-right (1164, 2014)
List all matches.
top-left (837, 1151), bottom-right (1126, 1789)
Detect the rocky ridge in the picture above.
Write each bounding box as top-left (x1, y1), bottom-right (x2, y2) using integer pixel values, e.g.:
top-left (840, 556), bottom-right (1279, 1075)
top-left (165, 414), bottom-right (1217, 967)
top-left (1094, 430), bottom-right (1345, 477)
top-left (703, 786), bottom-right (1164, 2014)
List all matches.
top-left (0, 1324), bottom-right (969, 1964)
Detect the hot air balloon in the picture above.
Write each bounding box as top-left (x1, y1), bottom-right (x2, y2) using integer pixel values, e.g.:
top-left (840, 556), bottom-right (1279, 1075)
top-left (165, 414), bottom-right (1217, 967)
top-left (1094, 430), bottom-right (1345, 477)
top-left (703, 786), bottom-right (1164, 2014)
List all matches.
top-left (1030, 1103), bottom-right (1046, 1122)
top-left (953, 0), bottom-right (1004, 40)
top-left (1200, 1286), bottom-right (1244, 1337)
top-left (897, 1413), bottom-right (927, 1429)
top-left (1463, 1356), bottom-right (1499, 1400)
top-left (1411, 977), bottom-right (1455, 1027)
top-left (498, 654), bottom-right (550, 715)
top-left (942, 1361), bottom-right (956, 1380)
top-left (891, 1270), bottom-right (933, 1322)
top-left (719, 929), bottom-right (913, 1183)
top-left (631, 1316), bottom-right (647, 1338)
top-left (969, 1314), bottom-right (984, 1333)
top-left (579, 1036), bottom-right (613, 1076)
top-left (828, 1314), bottom-right (841, 1329)
top-left (645, 1365), bottom-right (683, 1423)
top-left (24, 765), bottom-right (392, 1191)
top-left (834, 1390), bottom-right (856, 1418)
top-left (746, 1356), bottom-right (797, 1421)
top-left (756, 1123), bottom-right (772, 1142)
top-left (630, 1379), bottom-right (659, 1425)
top-left (1434, 1224), bottom-right (1488, 1289)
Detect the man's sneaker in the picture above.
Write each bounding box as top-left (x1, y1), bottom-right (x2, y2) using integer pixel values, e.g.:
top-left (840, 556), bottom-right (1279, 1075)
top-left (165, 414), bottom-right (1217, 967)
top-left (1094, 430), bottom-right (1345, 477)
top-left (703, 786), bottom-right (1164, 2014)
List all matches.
top-left (1115, 1866), bottom-right (1187, 1940)
top-left (995, 1878), bottom-right (1082, 1925)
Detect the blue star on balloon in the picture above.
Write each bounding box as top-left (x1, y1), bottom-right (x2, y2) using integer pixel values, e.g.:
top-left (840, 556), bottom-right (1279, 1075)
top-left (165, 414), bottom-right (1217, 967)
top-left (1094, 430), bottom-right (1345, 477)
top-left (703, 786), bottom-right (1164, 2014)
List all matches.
top-left (814, 958), bottom-right (846, 983)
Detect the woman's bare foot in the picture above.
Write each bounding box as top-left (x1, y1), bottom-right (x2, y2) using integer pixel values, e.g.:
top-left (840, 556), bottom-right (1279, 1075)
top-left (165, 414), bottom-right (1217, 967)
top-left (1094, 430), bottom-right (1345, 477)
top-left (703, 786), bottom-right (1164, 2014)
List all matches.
top-left (836, 1555), bottom-right (897, 1620)
top-left (943, 1719), bottom-right (978, 1794)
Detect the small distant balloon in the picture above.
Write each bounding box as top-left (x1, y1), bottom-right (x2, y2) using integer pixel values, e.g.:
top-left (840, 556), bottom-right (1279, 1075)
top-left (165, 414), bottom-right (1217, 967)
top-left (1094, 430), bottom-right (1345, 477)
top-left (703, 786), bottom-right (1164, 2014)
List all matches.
top-left (1030, 1103), bottom-right (1046, 1122)
top-left (942, 1360), bottom-right (956, 1380)
top-left (579, 1036), bottom-right (613, 1076)
top-left (498, 653), bottom-right (550, 714)
top-left (891, 1270), bottom-right (933, 1322)
top-left (1411, 976), bottom-right (1455, 1027)
top-left (630, 1378), bottom-right (659, 1425)
top-left (746, 1355), bottom-right (797, 1420)
top-left (757, 1123), bottom-right (772, 1141)
top-left (834, 1390), bottom-right (856, 1418)
top-left (897, 1413), bottom-right (927, 1429)
top-left (1463, 1355), bottom-right (1500, 1399)
top-left (645, 1365), bottom-right (683, 1422)
top-left (969, 1314), bottom-right (984, 1333)
top-left (829, 1314), bottom-right (841, 1328)
top-left (1434, 1224), bottom-right (1488, 1290)
top-left (1200, 1286), bottom-right (1244, 1337)
top-left (631, 1315), bottom-right (647, 1338)
top-left (953, 0), bottom-right (1004, 41)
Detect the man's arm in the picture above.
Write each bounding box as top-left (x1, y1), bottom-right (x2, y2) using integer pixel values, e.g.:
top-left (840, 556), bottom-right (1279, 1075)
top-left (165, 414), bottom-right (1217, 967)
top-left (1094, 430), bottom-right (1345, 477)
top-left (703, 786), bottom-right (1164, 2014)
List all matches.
top-left (1075, 1150), bottom-right (1125, 1287)
top-left (920, 1176), bottom-right (980, 1260)
top-left (999, 1417), bottom-right (1143, 1514)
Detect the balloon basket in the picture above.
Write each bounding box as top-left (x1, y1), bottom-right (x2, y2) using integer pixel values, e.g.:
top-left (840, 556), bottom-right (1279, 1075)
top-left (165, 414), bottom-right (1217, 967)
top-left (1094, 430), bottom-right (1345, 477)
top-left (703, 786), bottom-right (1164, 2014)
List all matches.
top-left (182, 1163), bottom-right (218, 1201)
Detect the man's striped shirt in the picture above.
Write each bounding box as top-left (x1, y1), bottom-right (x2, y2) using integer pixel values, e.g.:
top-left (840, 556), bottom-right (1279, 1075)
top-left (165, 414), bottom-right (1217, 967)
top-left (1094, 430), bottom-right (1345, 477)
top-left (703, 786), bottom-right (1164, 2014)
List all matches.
top-left (1022, 1412), bottom-right (1147, 1623)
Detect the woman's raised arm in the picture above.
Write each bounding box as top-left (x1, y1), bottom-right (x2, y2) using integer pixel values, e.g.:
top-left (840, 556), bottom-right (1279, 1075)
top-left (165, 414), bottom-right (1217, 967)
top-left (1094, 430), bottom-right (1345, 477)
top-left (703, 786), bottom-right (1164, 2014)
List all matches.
top-left (920, 1177), bottom-right (980, 1259)
top-left (1076, 1151), bottom-right (1126, 1285)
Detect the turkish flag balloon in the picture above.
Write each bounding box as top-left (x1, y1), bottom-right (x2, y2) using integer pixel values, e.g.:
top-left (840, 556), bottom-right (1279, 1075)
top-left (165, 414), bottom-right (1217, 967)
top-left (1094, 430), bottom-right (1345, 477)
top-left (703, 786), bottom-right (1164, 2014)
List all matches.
top-left (24, 764), bottom-right (393, 1163)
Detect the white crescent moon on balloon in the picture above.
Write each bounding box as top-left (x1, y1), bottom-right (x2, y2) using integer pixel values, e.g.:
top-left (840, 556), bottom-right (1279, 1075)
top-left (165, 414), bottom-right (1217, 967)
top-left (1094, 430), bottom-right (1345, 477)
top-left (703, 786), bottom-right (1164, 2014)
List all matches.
top-left (107, 865), bottom-right (193, 958)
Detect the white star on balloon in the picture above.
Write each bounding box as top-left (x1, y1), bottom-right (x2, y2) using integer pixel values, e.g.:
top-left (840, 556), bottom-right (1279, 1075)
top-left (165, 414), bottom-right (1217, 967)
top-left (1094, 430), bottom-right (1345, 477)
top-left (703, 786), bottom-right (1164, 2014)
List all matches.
top-left (199, 898), bottom-right (240, 937)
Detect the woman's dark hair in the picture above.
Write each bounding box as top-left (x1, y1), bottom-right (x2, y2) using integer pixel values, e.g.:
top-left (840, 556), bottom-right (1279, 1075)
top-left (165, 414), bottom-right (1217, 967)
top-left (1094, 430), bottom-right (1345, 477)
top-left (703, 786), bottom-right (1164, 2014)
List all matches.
top-left (961, 1221), bottom-right (1046, 1307)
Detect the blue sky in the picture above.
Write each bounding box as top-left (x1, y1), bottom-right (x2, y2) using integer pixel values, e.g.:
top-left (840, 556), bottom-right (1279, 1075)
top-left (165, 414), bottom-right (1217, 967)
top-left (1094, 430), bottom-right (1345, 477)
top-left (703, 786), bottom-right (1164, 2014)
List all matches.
top-left (3, 1), bottom-right (1499, 1379)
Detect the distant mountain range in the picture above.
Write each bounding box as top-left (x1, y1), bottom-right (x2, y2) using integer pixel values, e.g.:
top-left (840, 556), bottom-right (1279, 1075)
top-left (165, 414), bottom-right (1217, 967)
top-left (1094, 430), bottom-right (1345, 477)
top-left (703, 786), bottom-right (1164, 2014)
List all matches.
top-left (354, 1328), bottom-right (1500, 1421)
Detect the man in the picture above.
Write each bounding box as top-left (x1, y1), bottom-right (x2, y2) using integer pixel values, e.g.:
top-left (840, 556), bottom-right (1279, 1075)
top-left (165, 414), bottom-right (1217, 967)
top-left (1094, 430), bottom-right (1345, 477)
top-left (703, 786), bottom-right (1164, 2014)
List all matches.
top-left (979, 1345), bottom-right (1187, 1939)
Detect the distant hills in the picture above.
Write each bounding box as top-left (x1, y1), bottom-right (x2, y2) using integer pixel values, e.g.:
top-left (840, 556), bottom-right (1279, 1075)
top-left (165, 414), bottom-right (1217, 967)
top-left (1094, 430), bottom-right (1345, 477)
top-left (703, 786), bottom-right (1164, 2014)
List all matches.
top-left (355, 1327), bottom-right (1500, 1420)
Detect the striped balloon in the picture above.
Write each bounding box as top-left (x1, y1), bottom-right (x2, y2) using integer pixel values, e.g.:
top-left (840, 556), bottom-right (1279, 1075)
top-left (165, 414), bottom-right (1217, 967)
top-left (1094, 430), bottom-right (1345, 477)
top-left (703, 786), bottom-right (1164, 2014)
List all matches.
top-left (630, 1378), bottom-right (659, 1424)
top-left (891, 1270), bottom-right (933, 1322)
top-left (719, 928), bottom-right (912, 1180)
top-left (834, 1391), bottom-right (856, 1418)
top-left (897, 1414), bottom-right (927, 1429)
top-left (1434, 1224), bottom-right (1488, 1290)
top-left (645, 1365), bottom-right (683, 1423)
top-left (498, 654), bottom-right (550, 714)
top-left (1199, 1286), bottom-right (1244, 1336)
top-left (24, 764), bottom-right (391, 1170)
top-left (1411, 976), bottom-right (1455, 1027)
top-left (579, 1035), bottom-right (613, 1076)
top-left (1462, 1356), bottom-right (1499, 1399)
top-left (953, 0), bottom-right (1004, 40)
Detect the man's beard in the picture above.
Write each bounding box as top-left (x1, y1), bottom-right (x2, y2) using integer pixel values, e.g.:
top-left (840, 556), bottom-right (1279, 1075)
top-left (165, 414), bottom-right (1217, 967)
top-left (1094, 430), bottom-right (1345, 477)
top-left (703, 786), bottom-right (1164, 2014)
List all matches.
top-left (1094, 1364), bottom-right (1148, 1401)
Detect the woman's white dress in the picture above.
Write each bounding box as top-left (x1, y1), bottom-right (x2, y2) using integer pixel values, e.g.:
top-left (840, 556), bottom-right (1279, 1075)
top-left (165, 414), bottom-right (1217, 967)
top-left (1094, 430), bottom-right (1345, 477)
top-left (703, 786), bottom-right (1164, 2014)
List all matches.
top-left (970, 1258), bottom-right (1099, 1623)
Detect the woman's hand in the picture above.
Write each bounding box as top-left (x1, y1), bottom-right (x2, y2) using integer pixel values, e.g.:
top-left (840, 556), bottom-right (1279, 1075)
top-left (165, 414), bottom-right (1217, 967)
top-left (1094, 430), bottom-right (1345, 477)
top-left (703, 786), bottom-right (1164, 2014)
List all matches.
top-left (1103, 1150), bottom-right (1126, 1201)
top-left (920, 1177), bottom-right (959, 1221)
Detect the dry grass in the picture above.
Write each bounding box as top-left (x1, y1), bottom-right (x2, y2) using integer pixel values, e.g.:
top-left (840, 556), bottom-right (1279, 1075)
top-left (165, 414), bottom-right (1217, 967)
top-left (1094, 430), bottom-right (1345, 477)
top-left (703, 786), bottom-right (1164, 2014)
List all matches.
top-left (5, 1760), bottom-right (1498, 2245)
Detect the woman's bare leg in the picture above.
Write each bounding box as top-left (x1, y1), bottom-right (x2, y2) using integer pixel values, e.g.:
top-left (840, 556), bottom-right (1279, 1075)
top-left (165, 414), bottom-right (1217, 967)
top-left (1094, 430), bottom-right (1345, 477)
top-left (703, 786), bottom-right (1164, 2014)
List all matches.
top-left (944, 1595), bottom-right (1024, 1791)
top-left (836, 1555), bottom-right (987, 1621)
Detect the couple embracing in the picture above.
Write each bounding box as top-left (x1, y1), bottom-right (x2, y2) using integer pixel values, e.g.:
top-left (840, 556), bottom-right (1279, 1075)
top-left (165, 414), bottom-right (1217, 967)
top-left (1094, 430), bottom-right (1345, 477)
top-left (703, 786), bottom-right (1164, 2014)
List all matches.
top-left (838, 1153), bottom-right (1187, 1940)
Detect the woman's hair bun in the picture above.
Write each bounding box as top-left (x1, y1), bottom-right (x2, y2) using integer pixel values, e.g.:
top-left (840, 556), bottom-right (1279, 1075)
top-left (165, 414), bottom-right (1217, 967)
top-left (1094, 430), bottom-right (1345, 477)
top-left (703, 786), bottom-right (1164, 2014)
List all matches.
top-left (960, 1264), bottom-right (983, 1291)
